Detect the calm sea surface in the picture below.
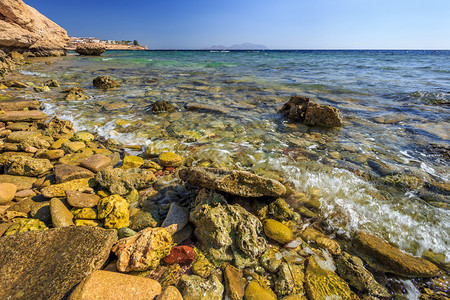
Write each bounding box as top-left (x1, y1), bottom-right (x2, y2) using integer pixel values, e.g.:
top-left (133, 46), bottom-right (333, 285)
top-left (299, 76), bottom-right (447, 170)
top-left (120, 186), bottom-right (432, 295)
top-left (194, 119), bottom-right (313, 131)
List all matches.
top-left (12, 50), bottom-right (450, 260)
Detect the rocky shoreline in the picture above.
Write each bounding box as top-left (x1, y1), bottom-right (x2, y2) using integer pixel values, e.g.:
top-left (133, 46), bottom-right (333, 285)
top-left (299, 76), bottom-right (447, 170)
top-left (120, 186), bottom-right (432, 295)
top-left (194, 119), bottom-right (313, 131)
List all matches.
top-left (0, 56), bottom-right (448, 300)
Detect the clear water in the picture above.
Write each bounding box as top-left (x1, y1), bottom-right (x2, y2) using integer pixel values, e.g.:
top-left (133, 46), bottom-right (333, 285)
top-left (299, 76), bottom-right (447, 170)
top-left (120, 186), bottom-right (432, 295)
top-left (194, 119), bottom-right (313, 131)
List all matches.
top-left (9, 50), bottom-right (450, 260)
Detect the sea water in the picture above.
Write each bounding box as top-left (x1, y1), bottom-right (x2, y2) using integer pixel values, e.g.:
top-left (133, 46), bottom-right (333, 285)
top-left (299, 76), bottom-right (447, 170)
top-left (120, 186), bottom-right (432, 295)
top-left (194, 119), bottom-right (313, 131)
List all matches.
top-left (9, 50), bottom-right (449, 261)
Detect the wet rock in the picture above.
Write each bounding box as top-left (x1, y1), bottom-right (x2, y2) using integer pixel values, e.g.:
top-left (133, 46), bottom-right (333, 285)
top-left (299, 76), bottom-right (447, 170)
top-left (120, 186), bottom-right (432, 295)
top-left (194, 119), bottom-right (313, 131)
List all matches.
top-left (223, 263), bottom-right (245, 300)
top-left (274, 262), bottom-right (305, 297)
top-left (354, 231), bottom-right (440, 277)
top-left (20, 136), bottom-right (51, 150)
top-left (76, 43), bottom-right (106, 56)
top-left (59, 151), bottom-right (93, 165)
top-left (122, 155), bottom-right (144, 169)
top-left (0, 110), bottom-right (48, 122)
top-left (305, 255), bottom-right (359, 300)
top-left (161, 202), bottom-right (190, 233)
top-left (73, 131), bottom-right (95, 143)
top-left (159, 263), bottom-right (180, 289)
top-left (69, 270), bottom-right (161, 300)
top-left (300, 226), bottom-right (341, 255)
top-left (64, 89), bottom-right (89, 101)
top-left (264, 219), bottom-right (293, 244)
top-left (6, 130), bottom-right (41, 143)
top-left (41, 178), bottom-right (93, 198)
top-left (244, 280), bottom-right (277, 300)
top-left (336, 251), bottom-right (390, 298)
top-left (192, 252), bottom-right (215, 278)
top-left (44, 117), bottom-right (74, 139)
top-left (95, 167), bottom-right (156, 195)
top-left (151, 100), bottom-right (177, 113)
top-left (93, 75), bottom-right (120, 89)
top-left (190, 198), bottom-right (266, 268)
top-left (50, 198), bottom-right (74, 228)
top-left (112, 227), bottom-right (173, 272)
top-left (0, 99), bottom-right (40, 111)
top-left (50, 137), bottom-right (71, 149)
top-left (367, 158), bottom-right (398, 176)
top-left (4, 218), bottom-right (47, 235)
top-left (159, 152), bottom-right (183, 167)
top-left (33, 85), bottom-right (50, 92)
top-left (80, 154), bottom-right (112, 172)
top-left (163, 245), bottom-right (196, 265)
top-left (279, 96), bottom-right (343, 128)
top-left (422, 250), bottom-right (450, 273)
top-left (74, 219), bottom-right (102, 227)
top-left (156, 286), bottom-right (183, 300)
top-left (55, 164), bottom-right (94, 183)
top-left (177, 274), bottom-right (224, 300)
top-left (66, 190), bottom-right (100, 208)
top-left (62, 141), bottom-right (86, 153)
top-left (260, 247), bottom-right (283, 273)
top-left (0, 174), bottom-right (37, 191)
top-left (97, 194), bottom-right (129, 229)
top-left (179, 167), bottom-right (286, 198)
top-left (0, 182), bottom-right (17, 204)
top-left (267, 197), bottom-right (300, 222)
top-left (35, 149), bottom-right (65, 160)
top-left (0, 226), bottom-right (117, 300)
top-left (129, 209), bottom-right (159, 231)
top-left (5, 156), bottom-right (53, 177)
top-left (381, 173), bottom-right (424, 190)
top-left (44, 79), bottom-right (60, 87)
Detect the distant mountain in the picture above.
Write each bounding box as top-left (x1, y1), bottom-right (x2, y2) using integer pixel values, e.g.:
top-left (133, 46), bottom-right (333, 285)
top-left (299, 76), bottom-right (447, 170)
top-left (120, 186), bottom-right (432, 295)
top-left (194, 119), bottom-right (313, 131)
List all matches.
top-left (206, 43), bottom-right (268, 50)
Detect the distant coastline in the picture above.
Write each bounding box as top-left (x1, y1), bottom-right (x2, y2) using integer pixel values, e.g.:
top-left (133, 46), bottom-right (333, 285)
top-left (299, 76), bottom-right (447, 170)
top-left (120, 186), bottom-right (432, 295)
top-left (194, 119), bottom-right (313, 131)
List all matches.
top-left (66, 36), bottom-right (148, 51)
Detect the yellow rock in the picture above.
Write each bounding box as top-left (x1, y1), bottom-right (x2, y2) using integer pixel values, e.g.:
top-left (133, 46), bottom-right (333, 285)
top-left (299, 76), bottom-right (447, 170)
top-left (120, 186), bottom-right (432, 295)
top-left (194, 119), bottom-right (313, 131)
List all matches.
top-left (121, 155), bottom-right (144, 169)
top-left (97, 194), bottom-right (129, 229)
top-left (4, 218), bottom-right (47, 236)
top-left (244, 281), bottom-right (277, 300)
top-left (50, 138), bottom-right (71, 149)
top-left (158, 152), bottom-right (183, 167)
top-left (41, 178), bottom-right (93, 198)
top-left (264, 219), bottom-right (293, 244)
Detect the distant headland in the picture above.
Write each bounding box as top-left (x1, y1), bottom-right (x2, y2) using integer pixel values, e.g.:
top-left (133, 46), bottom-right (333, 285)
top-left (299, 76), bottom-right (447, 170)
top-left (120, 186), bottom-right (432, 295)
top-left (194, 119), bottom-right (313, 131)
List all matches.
top-left (205, 43), bottom-right (268, 50)
top-left (67, 37), bottom-right (148, 51)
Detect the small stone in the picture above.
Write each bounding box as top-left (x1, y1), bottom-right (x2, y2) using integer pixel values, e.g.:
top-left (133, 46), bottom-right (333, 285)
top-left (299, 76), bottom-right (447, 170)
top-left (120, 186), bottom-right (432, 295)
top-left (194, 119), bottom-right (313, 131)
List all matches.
top-left (4, 218), bottom-right (47, 236)
top-left (45, 117), bottom-right (74, 139)
top-left (54, 164), bottom-right (94, 183)
top-left (73, 131), bottom-right (95, 143)
top-left (74, 219), bottom-right (102, 227)
top-left (156, 286), bottom-right (183, 300)
top-left (13, 189), bottom-right (36, 201)
top-left (41, 178), bottom-right (93, 198)
top-left (80, 154), bottom-right (112, 173)
top-left (34, 86), bottom-right (50, 92)
top-left (93, 75), bottom-right (120, 89)
top-left (159, 263), bottom-right (180, 289)
top-left (62, 141), bottom-right (86, 153)
top-left (264, 219), bottom-right (293, 244)
top-left (95, 167), bottom-right (156, 195)
top-left (163, 245), bottom-right (196, 265)
top-left (161, 202), bottom-right (190, 233)
top-left (0, 175), bottom-right (36, 191)
top-left (129, 209), bottom-right (159, 231)
top-left (223, 263), bottom-right (245, 300)
top-left (66, 190), bottom-right (100, 208)
top-left (71, 207), bottom-right (98, 220)
top-left (97, 194), bottom-right (129, 229)
top-left (7, 131), bottom-right (41, 144)
top-left (0, 110), bottom-right (48, 122)
top-left (159, 152), bottom-right (183, 167)
top-left (50, 198), bottom-right (75, 228)
top-left (192, 255), bottom-right (214, 278)
top-left (244, 281), bottom-right (277, 300)
top-left (35, 149), bottom-right (65, 160)
top-left (151, 100), bottom-right (176, 113)
top-left (260, 247), bottom-right (283, 273)
top-left (0, 182), bottom-right (17, 204)
top-left (50, 138), bottom-right (71, 149)
top-left (301, 227), bottom-right (341, 255)
top-left (59, 152), bottom-right (92, 165)
top-left (44, 79), bottom-right (60, 87)
top-left (122, 155), bottom-right (144, 169)
top-left (177, 274), bottom-right (224, 300)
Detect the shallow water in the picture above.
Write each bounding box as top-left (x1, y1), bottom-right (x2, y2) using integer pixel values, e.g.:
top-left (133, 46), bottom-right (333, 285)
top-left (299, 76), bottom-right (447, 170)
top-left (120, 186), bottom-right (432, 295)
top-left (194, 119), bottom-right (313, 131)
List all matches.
top-left (7, 50), bottom-right (450, 260)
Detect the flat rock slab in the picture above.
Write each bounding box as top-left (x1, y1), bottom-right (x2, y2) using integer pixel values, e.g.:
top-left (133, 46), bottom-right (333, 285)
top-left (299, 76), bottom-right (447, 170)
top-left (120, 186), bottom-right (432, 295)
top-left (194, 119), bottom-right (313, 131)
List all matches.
top-left (55, 164), bottom-right (94, 183)
top-left (69, 270), bottom-right (161, 300)
top-left (0, 226), bottom-right (117, 300)
top-left (354, 231), bottom-right (440, 277)
top-left (0, 174), bottom-right (37, 191)
top-left (66, 190), bottom-right (100, 208)
top-left (0, 110), bottom-right (48, 122)
top-left (179, 167), bottom-right (286, 198)
top-left (41, 178), bottom-right (93, 198)
top-left (80, 154), bottom-right (112, 173)
top-left (0, 99), bottom-right (40, 111)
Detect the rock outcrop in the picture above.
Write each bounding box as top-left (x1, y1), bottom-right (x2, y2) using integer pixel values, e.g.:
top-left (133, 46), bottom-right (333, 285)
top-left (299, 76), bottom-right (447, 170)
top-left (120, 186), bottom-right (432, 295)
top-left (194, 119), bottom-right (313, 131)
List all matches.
top-left (75, 43), bottom-right (106, 56)
top-left (0, 0), bottom-right (69, 55)
top-left (279, 95), bottom-right (343, 128)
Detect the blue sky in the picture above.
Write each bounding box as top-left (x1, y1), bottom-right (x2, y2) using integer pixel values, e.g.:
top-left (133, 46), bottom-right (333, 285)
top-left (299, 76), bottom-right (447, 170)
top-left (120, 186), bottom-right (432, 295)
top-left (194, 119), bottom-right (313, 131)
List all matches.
top-left (26, 0), bottom-right (450, 49)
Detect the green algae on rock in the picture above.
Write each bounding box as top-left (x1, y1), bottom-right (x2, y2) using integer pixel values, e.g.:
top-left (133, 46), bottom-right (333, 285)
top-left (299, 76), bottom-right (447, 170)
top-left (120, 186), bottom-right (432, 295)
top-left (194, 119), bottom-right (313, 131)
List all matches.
top-left (264, 219), bottom-right (293, 244)
top-left (4, 218), bottom-right (47, 236)
top-left (274, 262), bottom-right (305, 297)
top-left (95, 167), bottom-right (156, 195)
top-left (121, 155), bottom-right (145, 169)
top-left (177, 274), bottom-right (224, 300)
top-left (97, 194), bottom-right (129, 229)
top-left (159, 263), bottom-right (180, 289)
top-left (41, 178), bottom-right (94, 198)
top-left (93, 75), bottom-right (120, 89)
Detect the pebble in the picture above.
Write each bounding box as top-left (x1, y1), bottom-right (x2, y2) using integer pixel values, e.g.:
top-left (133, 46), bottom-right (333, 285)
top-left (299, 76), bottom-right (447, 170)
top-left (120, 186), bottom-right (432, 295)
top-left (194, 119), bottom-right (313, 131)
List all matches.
top-left (80, 154), bottom-right (112, 173)
top-left (50, 198), bottom-right (75, 228)
top-left (0, 182), bottom-right (17, 204)
top-left (264, 219), bottom-right (293, 244)
top-left (163, 245), bottom-right (196, 265)
top-left (66, 190), bottom-right (100, 208)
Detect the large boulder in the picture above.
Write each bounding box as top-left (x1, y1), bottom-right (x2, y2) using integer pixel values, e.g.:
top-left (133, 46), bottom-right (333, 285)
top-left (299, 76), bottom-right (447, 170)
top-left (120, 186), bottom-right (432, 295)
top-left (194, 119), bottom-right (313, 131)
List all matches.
top-left (179, 167), bottom-right (286, 198)
top-left (0, 0), bottom-right (68, 55)
top-left (75, 43), bottom-right (105, 56)
top-left (95, 167), bottom-right (156, 195)
top-left (279, 96), bottom-right (343, 128)
top-left (0, 226), bottom-right (117, 300)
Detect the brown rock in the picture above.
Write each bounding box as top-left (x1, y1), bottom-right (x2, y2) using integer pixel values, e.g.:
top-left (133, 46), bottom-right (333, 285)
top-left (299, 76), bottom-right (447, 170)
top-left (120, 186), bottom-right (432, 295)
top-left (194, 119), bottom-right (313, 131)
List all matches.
top-left (223, 263), bottom-right (245, 300)
top-left (6, 130), bottom-right (41, 143)
top-left (0, 99), bottom-right (40, 111)
top-left (156, 286), bottom-right (183, 300)
top-left (163, 245), bottom-right (196, 265)
top-left (0, 182), bottom-right (17, 204)
top-left (0, 226), bottom-right (117, 300)
top-left (54, 163), bottom-right (94, 183)
top-left (93, 75), bottom-right (120, 89)
top-left (354, 231), bottom-right (440, 277)
top-left (69, 270), bottom-right (161, 300)
top-left (13, 189), bottom-right (36, 201)
top-left (5, 156), bottom-right (53, 177)
top-left (0, 0), bottom-right (69, 53)
top-left (80, 154), bottom-right (112, 173)
top-left (34, 149), bottom-right (65, 160)
top-left (41, 178), bottom-right (93, 198)
top-left (0, 174), bottom-right (37, 191)
top-left (50, 198), bottom-right (74, 227)
top-left (0, 110), bottom-right (48, 122)
top-left (44, 117), bottom-right (74, 139)
top-left (66, 190), bottom-right (100, 208)
top-left (75, 44), bottom-right (106, 56)
top-left (279, 96), bottom-right (343, 128)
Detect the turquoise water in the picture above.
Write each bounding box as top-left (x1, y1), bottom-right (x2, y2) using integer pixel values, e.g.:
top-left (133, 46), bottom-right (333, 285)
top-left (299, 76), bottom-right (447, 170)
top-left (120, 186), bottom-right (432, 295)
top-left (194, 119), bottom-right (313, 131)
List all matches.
top-left (11, 50), bottom-right (450, 260)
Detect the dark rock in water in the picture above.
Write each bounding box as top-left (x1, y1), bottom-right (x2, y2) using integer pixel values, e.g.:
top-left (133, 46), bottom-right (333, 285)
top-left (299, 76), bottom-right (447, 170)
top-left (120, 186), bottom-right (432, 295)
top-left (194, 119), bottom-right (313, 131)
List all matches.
top-left (75, 43), bottom-right (105, 56)
top-left (179, 167), bottom-right (286, 198)
top-left (190, 190), bottom-right (267, 268)
top-left (151, 100), bottom-right (177, 113)
top-left (93, 75), bottom-right (120, 89)
top-left (279, 95), bottom-right (343, 128)
top-left (354, 231), bottom-right (440, 277)
top-left (0, 226), bottom-right (117, 300)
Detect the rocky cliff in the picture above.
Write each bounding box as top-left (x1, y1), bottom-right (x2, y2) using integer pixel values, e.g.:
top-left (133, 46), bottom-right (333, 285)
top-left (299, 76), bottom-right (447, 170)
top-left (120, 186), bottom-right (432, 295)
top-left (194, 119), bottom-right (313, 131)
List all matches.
top-left (0, 0), bottom-right (69, 56)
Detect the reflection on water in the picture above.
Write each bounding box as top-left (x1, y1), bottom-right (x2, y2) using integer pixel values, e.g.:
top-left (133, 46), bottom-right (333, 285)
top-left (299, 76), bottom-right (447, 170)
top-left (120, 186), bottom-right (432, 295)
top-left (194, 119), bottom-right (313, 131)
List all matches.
top-left (6, 50), bottom-right (449, 260)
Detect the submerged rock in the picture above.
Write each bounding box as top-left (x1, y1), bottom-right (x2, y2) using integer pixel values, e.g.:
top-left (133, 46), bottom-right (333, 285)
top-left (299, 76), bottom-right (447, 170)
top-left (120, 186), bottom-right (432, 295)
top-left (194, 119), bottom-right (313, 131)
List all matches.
top-left (274, 262), bottom-right (305, 297)
top-left (112, 227), bottom-right (173, 272)
top-left (264, 219), bottom-right (293, 244)
top-left (95, 167), bottom-right (156, 195)
top-left (93, 75), bottom-right (120, 89)
top-left (179, 167), bottom-right (286, 198)
top-left (190, 194), bottom-right (267, 268)
top-left (279, 95), bottom-right (343, 128)
top-left (151, 100), bottom-right (177, 113)
top-left (159, 151), bottom-right (183, 167)
top-left (177, 274), bottom-right (224, 300)
top-left (354, 231), bottom-right (440, 277)
top-left (0, 226), bottom-right (117, 300)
